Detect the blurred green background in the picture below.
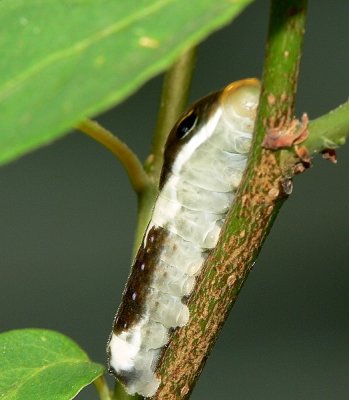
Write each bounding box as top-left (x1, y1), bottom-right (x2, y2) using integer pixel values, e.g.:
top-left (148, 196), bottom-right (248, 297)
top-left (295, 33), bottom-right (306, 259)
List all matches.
top-left (1, 1), bottom-right (348, 399)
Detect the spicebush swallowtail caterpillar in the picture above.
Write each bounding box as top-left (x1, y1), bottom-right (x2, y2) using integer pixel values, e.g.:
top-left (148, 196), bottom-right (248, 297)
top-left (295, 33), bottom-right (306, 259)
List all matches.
top-left (107, 78), bottom-right (261, 397)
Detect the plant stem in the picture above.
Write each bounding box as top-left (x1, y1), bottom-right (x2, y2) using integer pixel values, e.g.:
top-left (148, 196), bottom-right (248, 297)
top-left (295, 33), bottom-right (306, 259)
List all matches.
top-left (153, 1), bottom-right (308, 399)
top-left (76, 119), bottom-right (149, 194)
top-left (305, 101), bottom-right (349, 154)
top-left (254, 0), bottom-right (307, 151)
top-left (94, 376), bottom-right (112, 400)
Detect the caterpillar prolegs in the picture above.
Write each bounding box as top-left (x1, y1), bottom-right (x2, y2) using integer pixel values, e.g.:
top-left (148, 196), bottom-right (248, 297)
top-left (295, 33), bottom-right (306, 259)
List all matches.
top-left (107, 78), bottom-right (261, 397)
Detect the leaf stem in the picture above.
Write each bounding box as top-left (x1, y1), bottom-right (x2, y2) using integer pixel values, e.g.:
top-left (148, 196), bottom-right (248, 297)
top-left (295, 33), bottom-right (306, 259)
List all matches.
top-left (94, 376), bottom-right (112, 400)
top-left (153, 1), bottom-right (308, 399)
top-left (76, 119), bottom-right (149, 194)
top-left (305, 101), bottom-right (349, 154)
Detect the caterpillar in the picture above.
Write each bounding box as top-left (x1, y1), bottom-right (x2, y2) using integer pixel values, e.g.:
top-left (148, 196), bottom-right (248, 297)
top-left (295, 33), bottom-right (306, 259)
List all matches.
top-left (107, 78), bottom-right (260, 397)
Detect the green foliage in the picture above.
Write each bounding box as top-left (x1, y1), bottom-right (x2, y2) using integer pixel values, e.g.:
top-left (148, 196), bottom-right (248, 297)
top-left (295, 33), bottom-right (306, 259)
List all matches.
top-left (0, 329), bottom-right (104, 399)
top-left (0, 0), bottom-right (252, 166)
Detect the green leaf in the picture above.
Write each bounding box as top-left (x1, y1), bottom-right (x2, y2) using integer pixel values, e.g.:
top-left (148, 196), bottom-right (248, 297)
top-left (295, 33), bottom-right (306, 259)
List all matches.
top-left (0, 0), bottom-right (253, 165)
top-left (0, 329), bottom-right (105, 400)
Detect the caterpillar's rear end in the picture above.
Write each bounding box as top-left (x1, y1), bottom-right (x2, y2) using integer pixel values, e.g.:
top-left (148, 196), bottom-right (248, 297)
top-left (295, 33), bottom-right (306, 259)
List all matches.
top-left (107, 78), bottom-right (260, 397)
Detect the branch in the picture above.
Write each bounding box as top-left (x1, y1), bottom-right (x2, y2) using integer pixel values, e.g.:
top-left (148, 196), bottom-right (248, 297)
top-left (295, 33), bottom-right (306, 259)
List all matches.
top-left (271, 102), bottom-right (349, 171)
top-left (153, 1), bottom-right (308, 399)
top-left (306, 101), bottom-right (349, 155)
top-left (76, 119), bottom-right (149, 194)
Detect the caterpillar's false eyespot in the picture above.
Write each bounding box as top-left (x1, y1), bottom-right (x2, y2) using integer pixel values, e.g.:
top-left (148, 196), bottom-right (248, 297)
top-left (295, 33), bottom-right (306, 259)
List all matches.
top-left (176, 111), bottom-right (197, 139)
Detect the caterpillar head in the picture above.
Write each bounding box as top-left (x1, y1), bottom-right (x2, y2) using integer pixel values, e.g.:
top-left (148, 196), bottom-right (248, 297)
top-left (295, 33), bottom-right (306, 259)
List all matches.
top-left (160, 78), bottom-right (260, 188)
